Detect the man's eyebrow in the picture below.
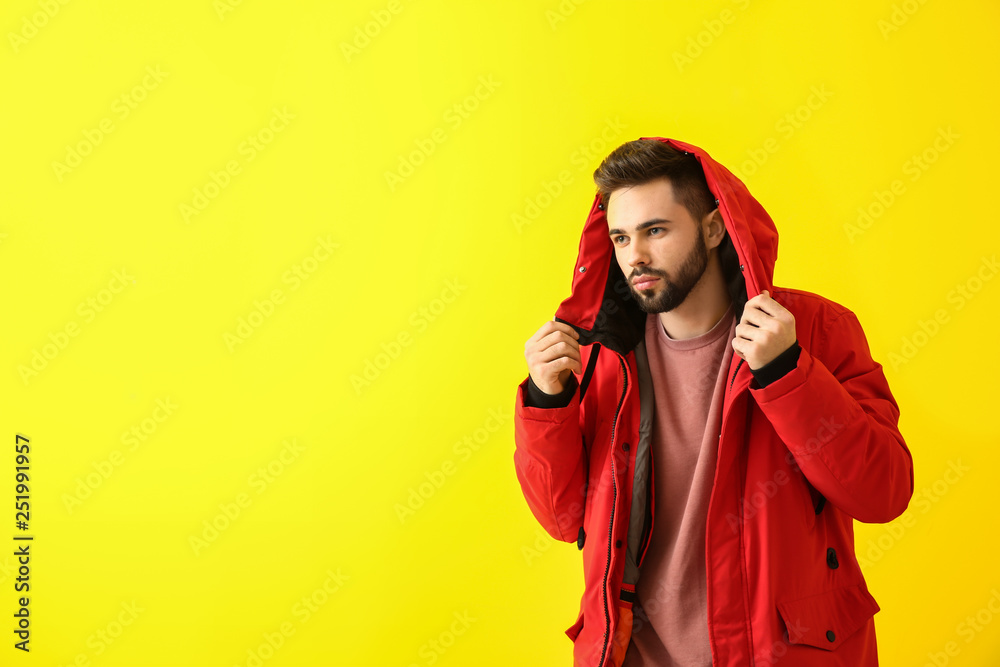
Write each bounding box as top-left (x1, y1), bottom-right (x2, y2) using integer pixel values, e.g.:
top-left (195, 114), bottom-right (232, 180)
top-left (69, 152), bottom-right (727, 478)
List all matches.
top-left (608, 218), bottom-right (672, 237)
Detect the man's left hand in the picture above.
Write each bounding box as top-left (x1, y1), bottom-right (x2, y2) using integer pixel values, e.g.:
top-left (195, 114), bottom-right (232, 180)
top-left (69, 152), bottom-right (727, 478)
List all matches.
top-left (732, 290), bottom-right (797, 370)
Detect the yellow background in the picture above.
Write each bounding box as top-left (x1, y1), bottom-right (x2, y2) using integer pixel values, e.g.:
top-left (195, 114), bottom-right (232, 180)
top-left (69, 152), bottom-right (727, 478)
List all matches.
top-left (1, 1), bottom-right (998, 665)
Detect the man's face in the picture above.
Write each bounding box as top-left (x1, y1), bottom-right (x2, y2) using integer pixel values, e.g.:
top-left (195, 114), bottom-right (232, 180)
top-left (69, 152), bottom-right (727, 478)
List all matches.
top-left (606, 178), bottom-right (709, 314)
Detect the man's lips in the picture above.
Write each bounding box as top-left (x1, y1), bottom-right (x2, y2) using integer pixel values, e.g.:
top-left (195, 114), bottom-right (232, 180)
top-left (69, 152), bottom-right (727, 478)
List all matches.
top-left (632, 276), bottom-right (660, 290)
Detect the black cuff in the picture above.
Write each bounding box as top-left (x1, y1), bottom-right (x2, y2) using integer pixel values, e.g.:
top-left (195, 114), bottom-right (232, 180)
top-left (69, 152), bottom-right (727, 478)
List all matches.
top-left (750, 341), bottom-right (801, 388)
top-left (525, 374), bottom-right (578, 409)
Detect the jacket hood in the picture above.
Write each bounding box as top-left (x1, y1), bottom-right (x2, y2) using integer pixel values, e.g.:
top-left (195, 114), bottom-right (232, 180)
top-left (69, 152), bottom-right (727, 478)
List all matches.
top-left (554, 137), bottom-right (779, 355)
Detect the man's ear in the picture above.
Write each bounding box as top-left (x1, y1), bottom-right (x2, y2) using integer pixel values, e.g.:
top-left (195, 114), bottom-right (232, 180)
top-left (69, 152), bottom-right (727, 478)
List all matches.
top-left (703, 208), bottom-right (726, 250)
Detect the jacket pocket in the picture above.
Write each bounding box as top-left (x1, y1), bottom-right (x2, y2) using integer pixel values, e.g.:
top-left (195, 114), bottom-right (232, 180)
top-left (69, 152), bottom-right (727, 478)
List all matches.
top-left (565, 609), bottom-right (584, 642)
top-left (776, 584), bottom-right (880, 650)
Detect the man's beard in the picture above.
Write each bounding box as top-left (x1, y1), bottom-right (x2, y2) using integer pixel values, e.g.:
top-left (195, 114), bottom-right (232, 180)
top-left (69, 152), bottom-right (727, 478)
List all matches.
top-left (629, 230), bottom-right (709, 313)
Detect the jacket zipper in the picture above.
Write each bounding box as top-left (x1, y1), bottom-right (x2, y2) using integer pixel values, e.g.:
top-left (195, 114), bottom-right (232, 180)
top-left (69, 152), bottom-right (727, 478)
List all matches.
top-left (598, 354), bottom-right (628, 667)
top-left (729, 357), bottom-right (745, 394)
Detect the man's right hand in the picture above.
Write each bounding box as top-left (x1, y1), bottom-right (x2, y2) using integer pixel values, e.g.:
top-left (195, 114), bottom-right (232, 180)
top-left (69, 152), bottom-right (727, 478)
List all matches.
top-left (524, 320), bottom-right (582, 395)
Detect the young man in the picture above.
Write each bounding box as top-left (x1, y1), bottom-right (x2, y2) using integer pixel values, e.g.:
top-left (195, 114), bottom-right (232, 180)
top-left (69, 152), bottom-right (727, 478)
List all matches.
top-left (513, 138), bottom-right (913, 666)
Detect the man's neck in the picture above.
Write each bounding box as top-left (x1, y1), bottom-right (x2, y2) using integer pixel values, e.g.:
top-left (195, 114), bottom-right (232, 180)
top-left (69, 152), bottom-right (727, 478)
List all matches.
top-left (657, 260), bottom-right (733, 340)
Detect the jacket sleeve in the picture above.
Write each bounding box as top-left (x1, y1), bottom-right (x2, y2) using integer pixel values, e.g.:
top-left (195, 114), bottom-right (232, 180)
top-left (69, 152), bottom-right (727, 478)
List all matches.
top-left (750, 308), bottom-right (914, 523)
top-left (513, 371), bottom-right (589, 543)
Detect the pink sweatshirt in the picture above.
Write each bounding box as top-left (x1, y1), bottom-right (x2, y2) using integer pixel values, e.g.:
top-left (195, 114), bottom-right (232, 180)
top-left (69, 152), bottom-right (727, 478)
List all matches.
top-left (622, 303), bottom-right (737, 667)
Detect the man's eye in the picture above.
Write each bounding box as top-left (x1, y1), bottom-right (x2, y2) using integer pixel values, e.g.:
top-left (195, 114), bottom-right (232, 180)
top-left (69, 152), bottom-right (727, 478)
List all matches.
top-left (649, 227), bottom-right (664, 236)
top-left (614, 235), bottom-right (627, 245)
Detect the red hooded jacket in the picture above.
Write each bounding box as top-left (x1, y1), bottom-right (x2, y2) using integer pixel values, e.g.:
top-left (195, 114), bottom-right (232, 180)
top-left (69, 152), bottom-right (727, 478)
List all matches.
top-left (513, 137), bottom-right (914, 666)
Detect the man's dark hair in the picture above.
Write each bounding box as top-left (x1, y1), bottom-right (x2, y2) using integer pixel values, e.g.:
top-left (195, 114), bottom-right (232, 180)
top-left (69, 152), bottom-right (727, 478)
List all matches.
top-left (593, 139), bottom-right (717, 221)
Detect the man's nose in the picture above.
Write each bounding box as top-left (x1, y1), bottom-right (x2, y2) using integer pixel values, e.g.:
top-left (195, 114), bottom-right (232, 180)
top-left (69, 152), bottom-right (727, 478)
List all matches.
top-left (627, 241), bottom-right (649, 267)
